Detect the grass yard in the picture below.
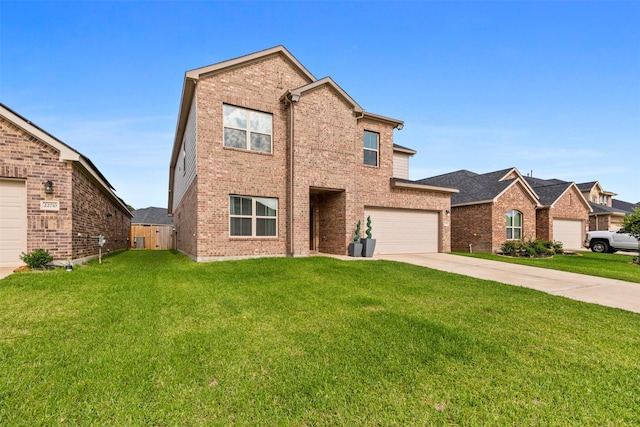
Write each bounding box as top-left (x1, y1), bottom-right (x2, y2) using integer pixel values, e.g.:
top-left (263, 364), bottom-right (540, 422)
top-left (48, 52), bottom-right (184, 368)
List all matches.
top-left (1, 251), bottom-right (639, 426)
top-left (454, 251), bottom-right (640, 283)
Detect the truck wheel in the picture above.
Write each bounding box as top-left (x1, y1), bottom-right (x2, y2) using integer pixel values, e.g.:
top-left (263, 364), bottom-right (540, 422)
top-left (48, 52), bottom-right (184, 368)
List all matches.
top-left (591, 240), bottom-right (609, 253)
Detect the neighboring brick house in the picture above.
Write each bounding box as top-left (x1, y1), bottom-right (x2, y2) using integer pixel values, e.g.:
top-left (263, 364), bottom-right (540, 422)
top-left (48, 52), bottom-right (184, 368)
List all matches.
top-left (523, 176), bottom-right (591, 250)
top-left (130, 207), bottom-right (174, 250)
top-left (168, 46), bottom-right (457, 261)
top-left (577, 181), bottom-right (638, 231)
top-left (417, 168), bottom-right (538, 253)
top-left (0, 103), bottom-right (132, 267)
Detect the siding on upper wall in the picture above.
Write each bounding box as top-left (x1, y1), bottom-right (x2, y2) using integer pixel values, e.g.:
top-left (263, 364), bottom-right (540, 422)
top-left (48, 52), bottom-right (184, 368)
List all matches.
top-left (393, 152), bottom-right (410, 179)
top-left (172, 94), bottom-right (198, 212)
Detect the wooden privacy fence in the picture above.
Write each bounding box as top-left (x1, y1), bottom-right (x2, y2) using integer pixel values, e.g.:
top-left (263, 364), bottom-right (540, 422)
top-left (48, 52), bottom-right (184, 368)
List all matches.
top-left (130, 224), bottom-right (174, 250)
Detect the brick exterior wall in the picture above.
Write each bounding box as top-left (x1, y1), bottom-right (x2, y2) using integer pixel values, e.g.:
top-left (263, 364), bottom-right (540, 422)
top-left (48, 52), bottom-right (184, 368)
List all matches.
top-left (590, 214), bottom-right (624, 231)
top-left (71, 166), bottom-right (129, 261)
top-left (536, 208), bottom-right (552, 241)
top-left (451, 203), bottom-right (493, 253)
top-left (174, 52), bottom-right (452, 260)
top-left (451, 181), bottom-right (537, 253)
top-left (491, 182), bottom-right (537, 252)
top-left (174, 177), bottom-right (198, 258)
top-left (543, 185), bottom-right (589, 241)
top-left (0, 115), bottom-right (130, 265)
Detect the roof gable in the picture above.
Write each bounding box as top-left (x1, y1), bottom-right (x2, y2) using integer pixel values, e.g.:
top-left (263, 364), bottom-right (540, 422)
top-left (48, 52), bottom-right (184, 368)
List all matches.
top-left (524, 176), bottom-right (590, 210)
top-left (186, 45), bottom-right (316, 82)
top-left (285, 76), bottom-right (363, 113)
top-left (0, 103), bottom-right (132, 217)
top-left (418, 167), bottom-right (539, 207)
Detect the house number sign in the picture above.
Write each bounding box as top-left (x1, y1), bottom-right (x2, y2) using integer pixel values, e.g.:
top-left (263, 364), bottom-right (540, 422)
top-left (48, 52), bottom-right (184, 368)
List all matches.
top-left (40, 200), bottom-right (60, 211)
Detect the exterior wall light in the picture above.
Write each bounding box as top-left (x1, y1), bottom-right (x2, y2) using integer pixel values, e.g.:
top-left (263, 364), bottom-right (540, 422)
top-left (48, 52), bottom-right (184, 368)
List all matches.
top-left (106, 212), bottom-right (113, 218)
top-left (445, 210), bottom-right (451, 216)
top-left (44, 180), bottom-right (54, 194)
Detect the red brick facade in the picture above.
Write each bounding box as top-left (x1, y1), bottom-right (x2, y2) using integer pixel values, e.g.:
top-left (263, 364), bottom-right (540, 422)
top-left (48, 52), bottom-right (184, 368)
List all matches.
top-left (169, 48), bottom-right (453, 260)
top-left (451, 181), bottom-right (537, 253)
top-left (536, 185), bottom-right (589, 242)
top-left (0, 109), bottom-right (132, 266)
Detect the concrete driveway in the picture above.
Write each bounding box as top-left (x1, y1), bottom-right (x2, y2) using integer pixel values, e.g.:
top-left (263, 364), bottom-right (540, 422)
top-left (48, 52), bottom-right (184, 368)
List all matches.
top-left (377, 253), bottom-right (640, 314)
top-left (0, 267), bottom-right (16, 280)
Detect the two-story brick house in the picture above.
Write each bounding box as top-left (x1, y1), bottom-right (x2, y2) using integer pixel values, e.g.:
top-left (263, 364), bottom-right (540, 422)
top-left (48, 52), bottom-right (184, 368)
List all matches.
top-left (577, 181), bottom-right (639, 231)
top-left (0, 103), bottom-right (132, 267)
top-left (168, 46), bottom-right (457, 261)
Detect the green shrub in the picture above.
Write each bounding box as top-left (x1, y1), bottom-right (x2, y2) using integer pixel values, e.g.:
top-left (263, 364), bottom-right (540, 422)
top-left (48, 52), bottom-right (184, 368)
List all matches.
top-left (20, 248), bottom-right (53, 270)
top-left (500, 239), bottom-right (560, 258)
top-left (531, 239), bottom-right (548, 256)
top-left (552, 241), bottom-right (564, 255)
top-left (500, 241), bottom-right (519, 256)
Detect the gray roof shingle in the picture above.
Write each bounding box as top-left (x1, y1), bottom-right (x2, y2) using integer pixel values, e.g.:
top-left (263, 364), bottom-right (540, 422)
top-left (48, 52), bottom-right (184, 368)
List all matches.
top-left (132, 207), bottom-right (173, 225)
top-left (417, 168), bottom-right (517, 205)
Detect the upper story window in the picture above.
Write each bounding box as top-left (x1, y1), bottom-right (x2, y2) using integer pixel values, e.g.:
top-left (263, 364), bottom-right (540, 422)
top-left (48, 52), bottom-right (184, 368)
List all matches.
top-left (363, 131), bottom-right (379, 166)
top-left (223, 105), bottom-right (272, 153)
top-left (506, 210), bottom-right (522, 240)
top-left (229, 195), bottom-right (277, 237)
top-left (599, 194), bottom-right (608, 205)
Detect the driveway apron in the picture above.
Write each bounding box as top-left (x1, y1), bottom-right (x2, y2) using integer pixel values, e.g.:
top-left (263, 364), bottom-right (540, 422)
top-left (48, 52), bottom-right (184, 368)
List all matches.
top-left (377, 253), bottom-right (640, 314)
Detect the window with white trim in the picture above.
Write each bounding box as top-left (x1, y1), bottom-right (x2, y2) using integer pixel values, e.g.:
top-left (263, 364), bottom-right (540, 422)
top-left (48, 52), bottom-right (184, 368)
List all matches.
top-left (223, 105), bottom-right (272, 153)
top-left (506, 210), bottom-right (522, 240)
top-left (363, 131), bottom-right (379, 166)
top-left (229, 196), bottom-right (277, 237)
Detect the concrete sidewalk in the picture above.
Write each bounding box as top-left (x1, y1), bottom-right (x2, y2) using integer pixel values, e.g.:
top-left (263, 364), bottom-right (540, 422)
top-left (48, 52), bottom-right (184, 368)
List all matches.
top-left (376, 253), bottom-right (640, 314)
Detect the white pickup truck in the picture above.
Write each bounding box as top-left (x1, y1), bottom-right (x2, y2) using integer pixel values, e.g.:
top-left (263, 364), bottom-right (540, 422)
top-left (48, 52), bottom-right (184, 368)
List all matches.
top-left (585, 230), bottom-right (639, 253)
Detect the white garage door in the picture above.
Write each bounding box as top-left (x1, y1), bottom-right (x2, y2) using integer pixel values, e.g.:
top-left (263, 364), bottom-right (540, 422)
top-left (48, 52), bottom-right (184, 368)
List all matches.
top-left (364, 208), bottom-right (439, 254)
top-left (0, 180), bottom-right (27, 267)
top-left (553, 219), bottom-right (583, 250)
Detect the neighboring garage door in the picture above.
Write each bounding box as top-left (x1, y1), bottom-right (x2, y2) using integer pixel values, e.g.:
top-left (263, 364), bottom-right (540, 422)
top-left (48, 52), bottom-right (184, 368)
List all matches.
top-left (0, 180), bottom-right (27, 267)
top-left (553, 219), bottom-right (584, 250)
top-left (364, 207), bottom-right (439, 254)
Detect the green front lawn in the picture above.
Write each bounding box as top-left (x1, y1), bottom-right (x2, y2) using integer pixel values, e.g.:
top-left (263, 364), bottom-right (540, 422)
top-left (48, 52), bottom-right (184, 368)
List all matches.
top-left (1, 251), bottom-right (639, 425)
top-left (454, 251), bottom-right (640, 283)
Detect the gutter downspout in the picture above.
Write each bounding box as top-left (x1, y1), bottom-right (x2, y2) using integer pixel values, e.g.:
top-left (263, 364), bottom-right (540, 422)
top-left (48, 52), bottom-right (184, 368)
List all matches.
top-left (283, 93), bottom-right (298, 256)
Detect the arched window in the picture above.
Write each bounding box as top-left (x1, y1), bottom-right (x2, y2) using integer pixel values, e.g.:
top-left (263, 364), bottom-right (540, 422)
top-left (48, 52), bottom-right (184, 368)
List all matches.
top-left (506, 210), bottom-right (522, 240)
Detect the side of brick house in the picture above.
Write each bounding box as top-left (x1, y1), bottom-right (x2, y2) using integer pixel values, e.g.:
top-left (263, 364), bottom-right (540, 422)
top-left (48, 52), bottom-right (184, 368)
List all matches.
top-left (0, 103), bottom-right (132, 267)
top-left (168, 46), bottom-right (456, 261)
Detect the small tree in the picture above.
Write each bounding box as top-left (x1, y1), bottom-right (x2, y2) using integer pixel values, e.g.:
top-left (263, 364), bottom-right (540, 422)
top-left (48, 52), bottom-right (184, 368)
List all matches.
top-left (620, 208), bottom-right (640, 265)
top-left (353, 220), bottom-right (361, 243)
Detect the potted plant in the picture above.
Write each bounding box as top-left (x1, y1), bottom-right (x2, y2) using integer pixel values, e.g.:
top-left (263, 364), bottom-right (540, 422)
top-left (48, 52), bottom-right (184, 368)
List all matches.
top-left (361, 215), bottom-right (376, 257)
top-left (348, 220), bottom-right (363, 257)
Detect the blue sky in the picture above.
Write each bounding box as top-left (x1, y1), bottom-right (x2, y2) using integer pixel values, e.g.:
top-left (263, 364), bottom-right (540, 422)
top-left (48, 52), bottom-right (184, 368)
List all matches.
top-left (1, 1), bottom-right (638, 208)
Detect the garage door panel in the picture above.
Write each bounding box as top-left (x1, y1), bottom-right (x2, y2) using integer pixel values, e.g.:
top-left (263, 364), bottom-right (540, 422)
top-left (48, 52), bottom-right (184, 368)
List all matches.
top-left (553, 219), bottom-right (583, 250)
top-left (0, 180), bottom-right (27, 267)
top-left (365, 208), bottom-right (439, 254)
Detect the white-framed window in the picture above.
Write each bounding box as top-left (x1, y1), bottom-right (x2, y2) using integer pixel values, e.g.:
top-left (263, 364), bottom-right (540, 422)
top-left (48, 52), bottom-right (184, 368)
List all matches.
top-left (229, 195), bottom-right (277, 237)
top-left (363, 130), bottom-right (379, 166)
top-left (506, 210), bottom-right (522, 240)
top-left (223, 105), bottom-right (272, 153)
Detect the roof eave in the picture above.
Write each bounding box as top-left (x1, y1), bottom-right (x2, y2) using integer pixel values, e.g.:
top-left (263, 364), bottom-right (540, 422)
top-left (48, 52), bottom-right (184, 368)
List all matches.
top-left (186, 45), bottom-right (316, 82)
top-left (391, 179), bottom-right (459, 194)
top-left (361, 111), bottom-right (404, 129)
